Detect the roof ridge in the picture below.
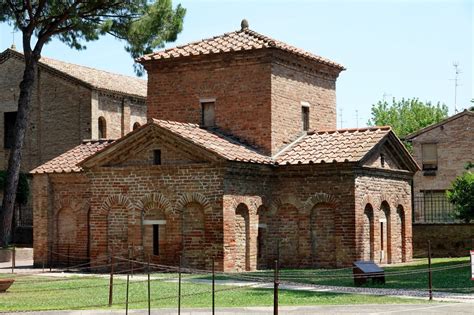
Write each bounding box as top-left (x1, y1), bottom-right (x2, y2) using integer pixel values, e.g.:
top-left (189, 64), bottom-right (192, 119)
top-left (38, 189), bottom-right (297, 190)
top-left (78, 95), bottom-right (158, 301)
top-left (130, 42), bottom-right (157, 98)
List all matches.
top-left (4, 48), bottom-right (143, 82)
top-left (315, 126), bottom-right (391, 134)
top-left (243, 29), bottom-right (276, 46)
top-left (151, 118), bottom-right (201, 128)
top-left (137, 26), bottom-right (345, 70)
top-left (2, 48), bottom-right (147, 98)
top-left (142, 30), bottom-right (242, 59)
top-left (151, 119), bottom-right (270, 160)
top-left (81, 139), bottom-right (116, 144)
top-left (40, 55), bottom-right (145, 82)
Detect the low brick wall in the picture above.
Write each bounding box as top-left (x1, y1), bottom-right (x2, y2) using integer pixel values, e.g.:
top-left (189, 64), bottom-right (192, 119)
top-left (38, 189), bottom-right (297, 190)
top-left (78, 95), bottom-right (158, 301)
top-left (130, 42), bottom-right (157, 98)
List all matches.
top-left (413, 224), bottom-right (474, 257)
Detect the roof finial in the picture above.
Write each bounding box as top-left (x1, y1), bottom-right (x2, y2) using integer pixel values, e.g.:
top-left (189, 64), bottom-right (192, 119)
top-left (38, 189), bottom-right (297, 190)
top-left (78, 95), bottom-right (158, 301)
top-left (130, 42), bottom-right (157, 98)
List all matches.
top-left (241, 19), bottom-right (249, 31)
top-left (10, 43), bottom-right (16, 50)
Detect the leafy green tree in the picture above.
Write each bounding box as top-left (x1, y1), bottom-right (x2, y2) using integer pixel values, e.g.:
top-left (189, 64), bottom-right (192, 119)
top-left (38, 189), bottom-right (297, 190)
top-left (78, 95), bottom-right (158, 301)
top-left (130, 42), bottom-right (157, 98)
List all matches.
top-left (0, 0), bottom-right (185, 247)
top-left (447, 163), bottom-right (474, 223)
top-left (367, 98), bottom-right (449, 139)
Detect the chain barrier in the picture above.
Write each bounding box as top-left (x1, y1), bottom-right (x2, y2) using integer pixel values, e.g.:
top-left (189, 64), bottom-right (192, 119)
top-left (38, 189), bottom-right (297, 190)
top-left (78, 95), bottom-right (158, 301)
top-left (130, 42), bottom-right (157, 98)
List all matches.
top-left (2, 249), bottom-right (473, 313)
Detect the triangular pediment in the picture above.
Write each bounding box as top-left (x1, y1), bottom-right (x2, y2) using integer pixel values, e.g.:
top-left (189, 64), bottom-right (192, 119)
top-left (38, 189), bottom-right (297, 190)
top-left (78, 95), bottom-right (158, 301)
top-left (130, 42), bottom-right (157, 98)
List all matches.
top-left (361, 131), bottom-right (419, 172)
top-left (80, 123), bottom-right (222, 169)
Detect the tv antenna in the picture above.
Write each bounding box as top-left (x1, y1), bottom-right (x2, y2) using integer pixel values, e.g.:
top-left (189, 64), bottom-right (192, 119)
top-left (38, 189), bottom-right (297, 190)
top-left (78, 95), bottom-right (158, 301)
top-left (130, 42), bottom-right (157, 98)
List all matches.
top-left (338, 108), bottom-right (346, 128)
top-left (452, 62), bottom-right (461, 113)
top-left (355, 109), bottom-right (365, 128)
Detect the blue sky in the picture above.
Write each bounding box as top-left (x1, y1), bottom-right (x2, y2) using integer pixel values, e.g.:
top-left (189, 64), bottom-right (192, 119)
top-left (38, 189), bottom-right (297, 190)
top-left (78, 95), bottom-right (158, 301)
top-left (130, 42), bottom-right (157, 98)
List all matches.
top-left (0, 0), bottom-right (472, 128)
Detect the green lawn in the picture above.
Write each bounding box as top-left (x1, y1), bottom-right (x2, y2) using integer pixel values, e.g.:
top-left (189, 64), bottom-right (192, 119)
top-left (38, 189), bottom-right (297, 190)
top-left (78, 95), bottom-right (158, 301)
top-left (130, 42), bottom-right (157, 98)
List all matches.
top-left (0, 257), bottom-right (469, 312)
top-left (0, 273), bottom-right (424, 312)
top-left (224, 257), bottom-right (473, 294)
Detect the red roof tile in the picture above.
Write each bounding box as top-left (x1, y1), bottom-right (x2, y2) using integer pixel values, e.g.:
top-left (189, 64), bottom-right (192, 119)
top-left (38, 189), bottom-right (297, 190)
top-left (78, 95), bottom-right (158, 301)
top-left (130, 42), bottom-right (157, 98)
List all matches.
top-left (152, 119), bottom-right (272, 164)
top-left (33, 124), bottom-right (396, 174)
top-left (138, 28), bottom-right (345, 70)
top-left (276, 127), bottom-right (392, 165)
top-left (30, 140), bottom-right (114, 174)
top-left (2, 49), bottom-right (147, 98)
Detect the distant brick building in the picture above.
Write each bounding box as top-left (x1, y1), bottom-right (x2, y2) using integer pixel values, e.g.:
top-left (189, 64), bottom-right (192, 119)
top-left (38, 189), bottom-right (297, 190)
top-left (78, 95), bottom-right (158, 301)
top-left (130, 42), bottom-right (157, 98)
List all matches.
top-left (32, 23), bottom-right (418, 271)
top-left (406, 110), bottom-right (474, 256)
top-left (0, 48), bottom-right (147, 172)
top-left (0, 48), bottom-right (147, 240)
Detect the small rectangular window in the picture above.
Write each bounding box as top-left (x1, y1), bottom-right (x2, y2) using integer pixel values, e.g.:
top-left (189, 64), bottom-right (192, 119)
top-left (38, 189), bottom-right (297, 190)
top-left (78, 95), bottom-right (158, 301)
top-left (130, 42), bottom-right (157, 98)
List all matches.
top-left (302, 106), bottom-right (310, 131)
top-left (153, 150), bottom-right (161, 165)
top-left (422, 143), bottom-right (437, 170)
top-left (201, 102), bottom-right (215, 127)
top-left (153, 225), bottom-right (159, 255)
top-left (4, 112), bottom-right (17, 149)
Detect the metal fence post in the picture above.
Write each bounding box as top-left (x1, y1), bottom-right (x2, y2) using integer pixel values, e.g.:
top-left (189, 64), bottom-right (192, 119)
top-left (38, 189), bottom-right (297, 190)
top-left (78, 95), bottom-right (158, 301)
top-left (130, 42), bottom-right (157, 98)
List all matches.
top-left (67, 243), bottom-right (70, 271)
top-left (148, 255), bottom-right (151, 315)
top-left (125, 272), bottom-right (130, 315)
top-left (11, 246), bottom-right (15, 274)
top-left (49, 243), bottom-right (52, 272)
top-left (274, 259), bottom-right (279, 315)
top-left (212, 258), bottom-right (215, 315)
top-left (178, 255), bottom-right (182, 315)
top-left (129, 246), bottom-right (134, 278)
top-left (428, 240), bottom-right (433, 301)
top-left (108, 249), bottom-right (115, 307)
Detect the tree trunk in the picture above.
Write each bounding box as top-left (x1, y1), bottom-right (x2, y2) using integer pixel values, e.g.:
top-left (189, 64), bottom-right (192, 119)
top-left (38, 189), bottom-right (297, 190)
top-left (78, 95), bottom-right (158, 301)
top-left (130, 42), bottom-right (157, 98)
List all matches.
top-left (0, 55), bottom-right (38, 247)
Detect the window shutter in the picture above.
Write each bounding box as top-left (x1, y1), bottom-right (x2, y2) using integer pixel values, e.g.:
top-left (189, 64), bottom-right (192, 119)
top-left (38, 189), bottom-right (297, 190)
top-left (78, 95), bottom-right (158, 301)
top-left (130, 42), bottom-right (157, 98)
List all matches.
top-left (422, 144), bottom-right (437, 164)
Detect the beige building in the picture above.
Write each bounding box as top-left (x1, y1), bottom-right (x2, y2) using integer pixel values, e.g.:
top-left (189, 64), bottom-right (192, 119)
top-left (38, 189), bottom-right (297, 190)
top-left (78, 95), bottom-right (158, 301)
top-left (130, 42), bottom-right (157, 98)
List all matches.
top-left (0, 48), bottom-right (147, 173)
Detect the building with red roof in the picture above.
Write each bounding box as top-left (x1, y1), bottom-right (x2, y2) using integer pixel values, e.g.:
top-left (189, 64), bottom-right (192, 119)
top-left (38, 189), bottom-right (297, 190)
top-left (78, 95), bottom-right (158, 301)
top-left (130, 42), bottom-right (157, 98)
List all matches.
top-left (32, 21), bottom-right (418, 271)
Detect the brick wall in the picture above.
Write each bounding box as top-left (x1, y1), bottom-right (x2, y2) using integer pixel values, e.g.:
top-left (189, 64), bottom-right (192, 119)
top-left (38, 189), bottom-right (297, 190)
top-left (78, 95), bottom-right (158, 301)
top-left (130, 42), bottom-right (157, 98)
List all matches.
top-left (33, 140), bottom-right (414, 271)
top-left (145, 51), bottom-right (340, 156)
top-left (34, 161), bottom-right (414, 271)
top-left (413, 224), bottom-right (474, 257)
top-left (86, 162), bottom-right (225, 270)
top-left (411, 114), bottom-right (474, 192)
top-left (270, 53), bottom-right (338, 152)
top-left (0, 57), bottom-right (147, 172)
top-left (32, 173), bottom-right (90, 266)
top-left (222, 163), bottom-right (357, 269)
top-left (112, 142), bottom-right (200, 167)
top-left (0, 57), bottom-right (91, 171)
top-left (355, 171), bottom-right (413, 264)
top-left (145, 52), bottom-right (273, 154)
top-left (92, 92), bottom-right (146, 140)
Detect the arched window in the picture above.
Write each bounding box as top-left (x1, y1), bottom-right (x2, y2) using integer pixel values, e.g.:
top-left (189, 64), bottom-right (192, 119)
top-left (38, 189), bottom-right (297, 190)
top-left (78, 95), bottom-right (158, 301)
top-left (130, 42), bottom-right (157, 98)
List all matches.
top-left (98, 117), bottom-right (107, 139)
top-left (133, 122), bottom-right (141, 131)
top-left (363, 204), bottom-right (374, 261)
top-left (380, 201), bottom-right (391, 263)
top-left (235, 203), bottom-right (250, 271)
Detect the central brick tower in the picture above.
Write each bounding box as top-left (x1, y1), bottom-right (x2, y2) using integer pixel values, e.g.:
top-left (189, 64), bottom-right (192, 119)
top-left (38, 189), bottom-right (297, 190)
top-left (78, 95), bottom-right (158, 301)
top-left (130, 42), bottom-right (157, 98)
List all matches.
top-left (139, 21), bottom-right (345, 155)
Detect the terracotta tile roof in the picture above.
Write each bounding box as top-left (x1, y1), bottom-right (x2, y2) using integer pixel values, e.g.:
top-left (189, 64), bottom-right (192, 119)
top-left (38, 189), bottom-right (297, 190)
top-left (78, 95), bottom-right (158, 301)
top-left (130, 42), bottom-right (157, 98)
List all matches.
top-left (33, 124), bottom-right (394, 174)
top-left (2, 48), bottom-right (146, 98)
top-left (30, 139), bottom-right (115, 174)
top-left (138, 28), bottom-right (345, 70)
top-left (152, 119), bottom-right (273, 164)
top-left (275, 127), bottom-right (392, 165)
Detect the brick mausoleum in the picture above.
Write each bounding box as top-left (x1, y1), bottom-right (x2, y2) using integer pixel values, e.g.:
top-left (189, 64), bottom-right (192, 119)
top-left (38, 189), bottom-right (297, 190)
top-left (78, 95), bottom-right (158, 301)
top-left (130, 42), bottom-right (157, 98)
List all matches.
top-left (32, 21), bottom-right (419, 272)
